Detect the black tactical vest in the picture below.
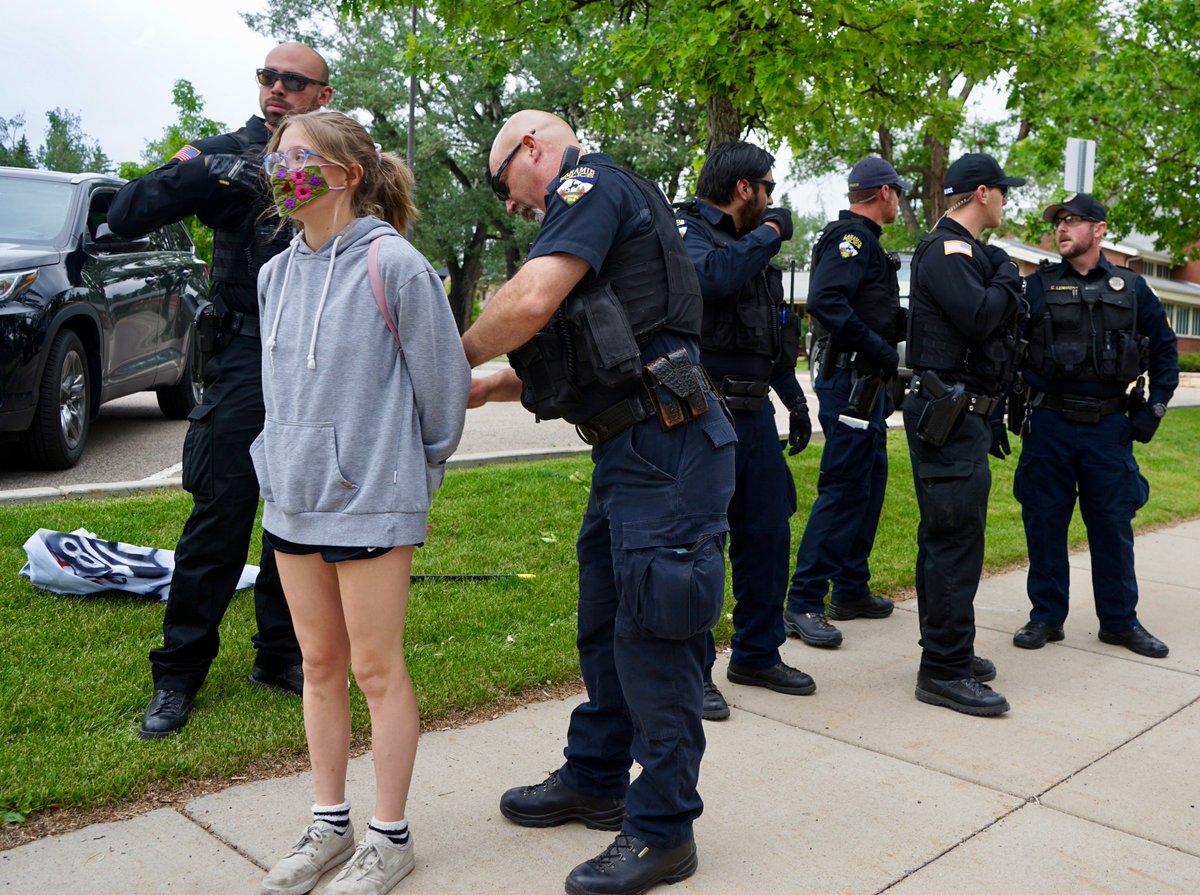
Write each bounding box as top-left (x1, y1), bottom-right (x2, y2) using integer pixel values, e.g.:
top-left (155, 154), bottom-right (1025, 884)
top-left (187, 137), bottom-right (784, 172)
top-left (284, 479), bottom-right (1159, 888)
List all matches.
top-left (1027, 264), bottom-right (1145, 385)
top-left (209, 124), bottom-right (292, 292)
top-left (907, 229), bottom-right (1020, 390)
top-left (809, 219), bottom-right (901, 347)
top-left (508, 163), bottom-right (702, 423)
top-left (678, 201), bottom-right (785, 361)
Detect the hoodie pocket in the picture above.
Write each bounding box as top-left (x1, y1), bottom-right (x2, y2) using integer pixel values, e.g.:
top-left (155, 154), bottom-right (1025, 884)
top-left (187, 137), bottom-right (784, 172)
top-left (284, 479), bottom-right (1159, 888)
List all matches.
top-left (255, 417), bottom-right (358, 515)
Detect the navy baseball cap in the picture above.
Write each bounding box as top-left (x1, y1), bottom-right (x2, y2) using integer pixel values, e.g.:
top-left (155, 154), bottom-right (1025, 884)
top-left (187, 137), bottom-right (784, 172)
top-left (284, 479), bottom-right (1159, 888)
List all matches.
top-left (848, 157), bottom-right (912, 192)
top-left (943, 153), bottom-right (1026, 196)
top-left (1043, 193), bottom-right (1107, 222)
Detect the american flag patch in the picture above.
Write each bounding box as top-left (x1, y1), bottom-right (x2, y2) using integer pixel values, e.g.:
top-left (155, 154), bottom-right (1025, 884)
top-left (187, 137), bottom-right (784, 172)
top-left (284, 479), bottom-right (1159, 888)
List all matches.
top-left (172, 145), bottom-right (201, 162)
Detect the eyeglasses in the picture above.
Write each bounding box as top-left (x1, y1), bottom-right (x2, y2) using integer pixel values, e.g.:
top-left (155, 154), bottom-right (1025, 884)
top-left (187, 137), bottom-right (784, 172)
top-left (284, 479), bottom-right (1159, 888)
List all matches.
top-left (256, 68), bottom-right (328, 92)
top-left (991, 184), bottom-right (1009, 198)
top-left (263, 147), bottom-right (333, 175)
top-left (1053, 214), bottom-right (1094, 227)
top-left (489, 131), bottom-right (535, 202)
top-left (748, 178), bottom-right (776, 197)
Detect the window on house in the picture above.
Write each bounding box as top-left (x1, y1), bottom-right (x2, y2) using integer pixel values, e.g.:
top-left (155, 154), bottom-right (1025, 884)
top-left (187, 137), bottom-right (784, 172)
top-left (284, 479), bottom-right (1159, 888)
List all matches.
top-left (1145, 261), bottom-right (1172, 279)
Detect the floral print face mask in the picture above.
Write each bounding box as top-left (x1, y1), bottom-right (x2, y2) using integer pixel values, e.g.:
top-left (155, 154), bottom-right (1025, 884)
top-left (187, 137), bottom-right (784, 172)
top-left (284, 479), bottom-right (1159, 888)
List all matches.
top-left (269, 164), bottom-right (345, 215)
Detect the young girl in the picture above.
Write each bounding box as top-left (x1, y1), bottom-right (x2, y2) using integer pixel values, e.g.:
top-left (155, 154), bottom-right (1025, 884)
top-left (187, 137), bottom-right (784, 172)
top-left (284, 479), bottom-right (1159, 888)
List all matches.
top-left (254, 111), bottom-right (469, 895)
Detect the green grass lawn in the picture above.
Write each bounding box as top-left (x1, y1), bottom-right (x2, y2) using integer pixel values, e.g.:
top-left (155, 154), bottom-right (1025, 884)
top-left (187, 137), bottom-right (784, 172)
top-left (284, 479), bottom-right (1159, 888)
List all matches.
top-left (2, 408), bottom-right (1198, 824)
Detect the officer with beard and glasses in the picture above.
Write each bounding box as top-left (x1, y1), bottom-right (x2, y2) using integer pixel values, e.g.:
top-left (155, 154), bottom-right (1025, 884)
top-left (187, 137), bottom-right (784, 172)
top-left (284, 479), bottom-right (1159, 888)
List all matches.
top-left (109, 43), bottom-right (333, 739)
top-left (1012, 194), bottom-right (1177, 658)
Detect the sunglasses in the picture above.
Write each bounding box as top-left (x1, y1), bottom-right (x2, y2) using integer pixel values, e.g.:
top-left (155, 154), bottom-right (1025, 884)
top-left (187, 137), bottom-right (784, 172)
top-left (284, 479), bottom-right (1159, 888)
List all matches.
top-left (991, 184), bottom-right (1009, 198)
top-left (263, 147), bottom-right (332, 175)
top-left (1053, 214), bottom-right (1094, 227)
top-left (490, 131), bottom-right (535, 202)
top-left (748, 178), bottom-right (776, 197)
top-left (888, 183), bottom-right (905, 198)
top-left (256, 68), bottom-right (328, 92)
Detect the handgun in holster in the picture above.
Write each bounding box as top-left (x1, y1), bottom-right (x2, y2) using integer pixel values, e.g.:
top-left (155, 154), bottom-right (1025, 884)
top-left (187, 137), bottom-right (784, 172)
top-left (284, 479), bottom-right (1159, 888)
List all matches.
top-left (642, 348), bottom-right (709, 431)
top-left (910, 370), bottom-right (967, 447)
top-left (847, 369), bottom-right (884, 419)
top-left (194, 301), bottom-right (220, 372)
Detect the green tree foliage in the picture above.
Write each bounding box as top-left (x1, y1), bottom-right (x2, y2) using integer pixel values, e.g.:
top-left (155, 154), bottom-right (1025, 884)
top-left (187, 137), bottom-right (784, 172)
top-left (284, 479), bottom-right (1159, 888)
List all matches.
top-left (117, 81), bottom-right (228, 264)
top-left (36, 108), bottom-right (110, 173)
top-left (1009, 0), bottom-right (1200, 258)
top-left (0, 116), bottom-right (37, 168)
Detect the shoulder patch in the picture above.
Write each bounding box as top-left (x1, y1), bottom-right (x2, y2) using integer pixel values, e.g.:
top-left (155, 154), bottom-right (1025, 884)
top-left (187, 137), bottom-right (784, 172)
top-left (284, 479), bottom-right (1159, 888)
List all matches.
top-left (838, 237), bottom-right (860, 258)
top-left (842, 232), bottom-right (863, 249)
top-left (676, 218), bottom-right (688, 238)
top-left (943, 239), bottom-right (973, 258)
top-left (556, 165), bottom-right (598, 206)
top-left (172, 144), bottom-right (201, 162)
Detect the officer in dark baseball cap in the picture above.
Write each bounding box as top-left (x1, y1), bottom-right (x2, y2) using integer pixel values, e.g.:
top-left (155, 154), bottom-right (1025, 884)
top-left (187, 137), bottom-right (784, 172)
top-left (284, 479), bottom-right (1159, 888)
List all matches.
top-left (1041, 192), bottom-right (1106, 223)
top-left (942, 152), bottom-right (1026, 196)
top-left (847, 157), bottom-right (913, 193)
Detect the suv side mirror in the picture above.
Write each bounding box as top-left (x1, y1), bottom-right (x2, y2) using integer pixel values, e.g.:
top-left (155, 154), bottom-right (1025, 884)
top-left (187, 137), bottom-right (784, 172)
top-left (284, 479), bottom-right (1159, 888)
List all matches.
top-left (90, 222), bottom-right (151, 253)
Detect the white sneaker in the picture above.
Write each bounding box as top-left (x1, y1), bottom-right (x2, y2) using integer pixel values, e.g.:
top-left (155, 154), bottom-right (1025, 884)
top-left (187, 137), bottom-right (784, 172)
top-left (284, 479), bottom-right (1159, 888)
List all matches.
top-left (325, 829), bottom-right (415, 895)
top-left (262, 821), bottom-right (356, 895)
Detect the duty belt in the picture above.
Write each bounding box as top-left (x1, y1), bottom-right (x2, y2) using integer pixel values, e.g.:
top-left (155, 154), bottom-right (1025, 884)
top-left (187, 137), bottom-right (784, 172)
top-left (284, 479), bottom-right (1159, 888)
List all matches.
top-left (225, 311), bottom-right (260, 339)
top-left (1031, 391), bottom-right (1126, 424)
top-left (910, 372), bottom-right (997, 417)
top-left (575, 389), bottom-right (656, 446)
top-left (716, 376), bottom-right (770, 412)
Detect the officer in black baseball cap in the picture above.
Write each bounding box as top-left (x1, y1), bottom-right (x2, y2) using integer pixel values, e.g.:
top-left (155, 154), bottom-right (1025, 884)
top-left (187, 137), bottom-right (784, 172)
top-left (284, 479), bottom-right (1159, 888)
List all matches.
top-left (1042, 192), bottom-right (1106, 223)
top-left (847, 157), bottom-right (913, 193)
top-left (942, 152), bottom-right (1026, 195)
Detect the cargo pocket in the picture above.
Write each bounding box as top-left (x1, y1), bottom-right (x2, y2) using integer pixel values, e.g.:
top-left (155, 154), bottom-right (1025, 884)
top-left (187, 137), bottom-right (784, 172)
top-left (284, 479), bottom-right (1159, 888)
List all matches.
top-left (260, 418), bottom-right (357, 515)
top-left (617, 516), bottom-right (726, 641)
top-left (916, 459), bottom-right (976, 536)
top-left (181, 403), bottom-right (216, 500)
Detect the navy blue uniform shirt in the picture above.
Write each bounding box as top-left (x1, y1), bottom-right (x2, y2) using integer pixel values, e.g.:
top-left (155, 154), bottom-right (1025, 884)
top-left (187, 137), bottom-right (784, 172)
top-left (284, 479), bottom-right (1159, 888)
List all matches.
top-left (809, 210), bottom-right (892, 363)
top-left (1024, 254), bottom-right (1179, 406)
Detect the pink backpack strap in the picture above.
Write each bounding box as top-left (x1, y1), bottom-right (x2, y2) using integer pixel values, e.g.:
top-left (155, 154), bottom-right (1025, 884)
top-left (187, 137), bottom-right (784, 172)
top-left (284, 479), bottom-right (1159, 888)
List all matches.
top-left (368, 236), bottom-right (403, 356)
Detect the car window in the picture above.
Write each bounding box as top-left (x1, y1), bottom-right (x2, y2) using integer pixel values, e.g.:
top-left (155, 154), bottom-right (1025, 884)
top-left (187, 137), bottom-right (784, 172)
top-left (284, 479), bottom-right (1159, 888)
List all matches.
top-left (0, 175), bottom-right (75, 245)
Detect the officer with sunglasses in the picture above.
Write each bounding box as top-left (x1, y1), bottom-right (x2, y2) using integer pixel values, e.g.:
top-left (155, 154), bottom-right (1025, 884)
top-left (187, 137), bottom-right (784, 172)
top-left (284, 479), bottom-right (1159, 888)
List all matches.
top-left (109, 43), bottom-right (332, 740)
top-left (1011, 194), bottom-right (1178, 658)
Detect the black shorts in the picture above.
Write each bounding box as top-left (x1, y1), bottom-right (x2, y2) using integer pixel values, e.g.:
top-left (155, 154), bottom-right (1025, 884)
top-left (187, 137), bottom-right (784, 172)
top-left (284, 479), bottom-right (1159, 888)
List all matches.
top-left (264, 530), bottom-right (393, 563)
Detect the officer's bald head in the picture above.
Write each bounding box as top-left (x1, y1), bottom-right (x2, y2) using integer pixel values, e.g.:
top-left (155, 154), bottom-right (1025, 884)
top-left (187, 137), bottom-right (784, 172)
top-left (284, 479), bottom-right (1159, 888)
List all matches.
top-left (269, 43), bottom-right (329, 83)
top-left (489, 110), bottom-right (577, 177)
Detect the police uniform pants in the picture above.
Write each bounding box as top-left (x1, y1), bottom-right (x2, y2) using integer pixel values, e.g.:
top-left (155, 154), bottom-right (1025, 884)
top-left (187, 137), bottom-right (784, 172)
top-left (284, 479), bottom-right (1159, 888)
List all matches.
top-left (704, 398), bottom-right (795, 676)
top-left (150, 334), bottom-right (299, 692)
top-left (787, 365), bottom-right (888, 614)
top-left (1013, 408), bottom-right (1149, 632)
top-left (903, 406), bottom-right (991, 681)
top-left (558, 411), bottom-right (735, 849)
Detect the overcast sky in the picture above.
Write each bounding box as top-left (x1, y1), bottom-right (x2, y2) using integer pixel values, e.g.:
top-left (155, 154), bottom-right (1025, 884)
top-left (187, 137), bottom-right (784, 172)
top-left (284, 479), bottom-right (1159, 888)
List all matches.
top-left (4, 0), bottom-right (277, 165)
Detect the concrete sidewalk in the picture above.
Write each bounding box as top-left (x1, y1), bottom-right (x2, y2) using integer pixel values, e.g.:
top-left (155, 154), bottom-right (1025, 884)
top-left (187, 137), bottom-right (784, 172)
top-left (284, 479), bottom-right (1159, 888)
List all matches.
top-left (3, 522), bottom-right (1198, 893)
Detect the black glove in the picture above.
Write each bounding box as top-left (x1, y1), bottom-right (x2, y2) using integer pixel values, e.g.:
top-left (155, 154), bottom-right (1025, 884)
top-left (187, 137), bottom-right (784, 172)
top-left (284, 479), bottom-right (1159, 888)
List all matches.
top-left (1120, 406), bottom-right (1161, 445)
top-left (787, 399), bottom-right (812, 455)
top-left (760, 206), bottom-right (794, 241)
top-left (204, 153), bottom-right (263, 193)
top-left (876, 344), bottom-right (900, 380)
top-left (989, 418), bottom-right (1011, 459)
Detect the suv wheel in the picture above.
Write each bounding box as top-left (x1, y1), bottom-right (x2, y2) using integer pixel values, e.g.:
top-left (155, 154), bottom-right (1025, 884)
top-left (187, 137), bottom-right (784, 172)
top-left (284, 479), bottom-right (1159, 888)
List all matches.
top-left (156, 336), bottom-right (202, 419)
top-left (19, 329), bottom-right (91, 469)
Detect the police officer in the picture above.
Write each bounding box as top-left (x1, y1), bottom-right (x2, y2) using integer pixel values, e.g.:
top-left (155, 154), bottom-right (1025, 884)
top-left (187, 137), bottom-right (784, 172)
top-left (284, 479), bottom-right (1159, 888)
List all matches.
top-left (904, 152), bottom-right (1024, 717)
top-left (466, 110), bottom-right (735, 895)
top-left (1012, 194), bottom-right (1178, 657)
top-left (109, 43), bottom-right (333, 738)
top-left (675, 141), bottom-right (814, 722)
top-left (784, 158), bottom-right (909, 649)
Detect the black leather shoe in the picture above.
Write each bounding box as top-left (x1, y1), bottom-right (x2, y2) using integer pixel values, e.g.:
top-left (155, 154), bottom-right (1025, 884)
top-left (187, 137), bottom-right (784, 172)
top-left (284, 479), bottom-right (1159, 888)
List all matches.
top-left (702, 681), bottom-right (729, 721)
top-left (828, 593), bottom-right (895, 620)
top-left (915, 676), bottom-right (1009, 716)
top-left (1013, 621), bottom-right (1065, 650)
top-left (139, 689), bottom-right (195, 739)
top-left (1099, 623), bottom-right (1169, 658)
top-left (972, 655), bottom-right (997, 683)
top-left (249, 662), bottom-right (304, 696)
top-left (500, 771), bottom-right (624, 830)
top-left (727, 661), bottom-right (816, 695)
top-left (783, 609), bottom-right (843, 647)
top-left (565, 834), bottom-right (697, 895)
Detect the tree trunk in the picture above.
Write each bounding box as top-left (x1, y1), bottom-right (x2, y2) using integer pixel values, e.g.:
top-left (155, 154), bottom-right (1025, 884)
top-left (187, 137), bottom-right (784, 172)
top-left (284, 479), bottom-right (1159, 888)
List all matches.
top-left (445, 222), bottom-right (490, 333)
top-left (705, 93), bottom-right (742, 151)
top-left (925, 136), bottom-right (950, 229)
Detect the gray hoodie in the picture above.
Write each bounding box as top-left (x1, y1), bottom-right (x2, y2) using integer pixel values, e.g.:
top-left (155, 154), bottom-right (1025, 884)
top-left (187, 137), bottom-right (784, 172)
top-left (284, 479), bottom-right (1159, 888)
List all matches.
top-left (251, 216), bottom-right (469, 547)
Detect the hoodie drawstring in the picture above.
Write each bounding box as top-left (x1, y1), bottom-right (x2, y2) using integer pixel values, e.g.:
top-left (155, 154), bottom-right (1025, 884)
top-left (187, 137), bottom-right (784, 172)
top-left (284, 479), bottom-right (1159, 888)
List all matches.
top-left (265, 241), bottom-right (300, 373)
top-left (307, 232), bottom-right (344, 370)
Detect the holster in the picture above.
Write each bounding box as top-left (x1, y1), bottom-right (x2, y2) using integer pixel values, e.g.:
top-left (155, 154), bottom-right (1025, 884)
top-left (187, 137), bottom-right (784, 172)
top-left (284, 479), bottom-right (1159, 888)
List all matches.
top-left (642, 348), bottom-right (709, 431)
top-left (908, 370), bottom-right (967, 447)
top-left (847, 369), bottom-right (884, 419)
top-left (194, 301), bottom-right (220, 370)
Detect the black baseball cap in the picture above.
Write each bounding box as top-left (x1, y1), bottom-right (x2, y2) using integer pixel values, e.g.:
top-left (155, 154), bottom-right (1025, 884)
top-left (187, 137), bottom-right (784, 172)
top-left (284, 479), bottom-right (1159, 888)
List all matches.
top-left (942, 152), bottom-right (1026, 196)
top-left (1042, 193), bottom-right (1107, 223)
top-left (848, 157), bottom-right (912, 192)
